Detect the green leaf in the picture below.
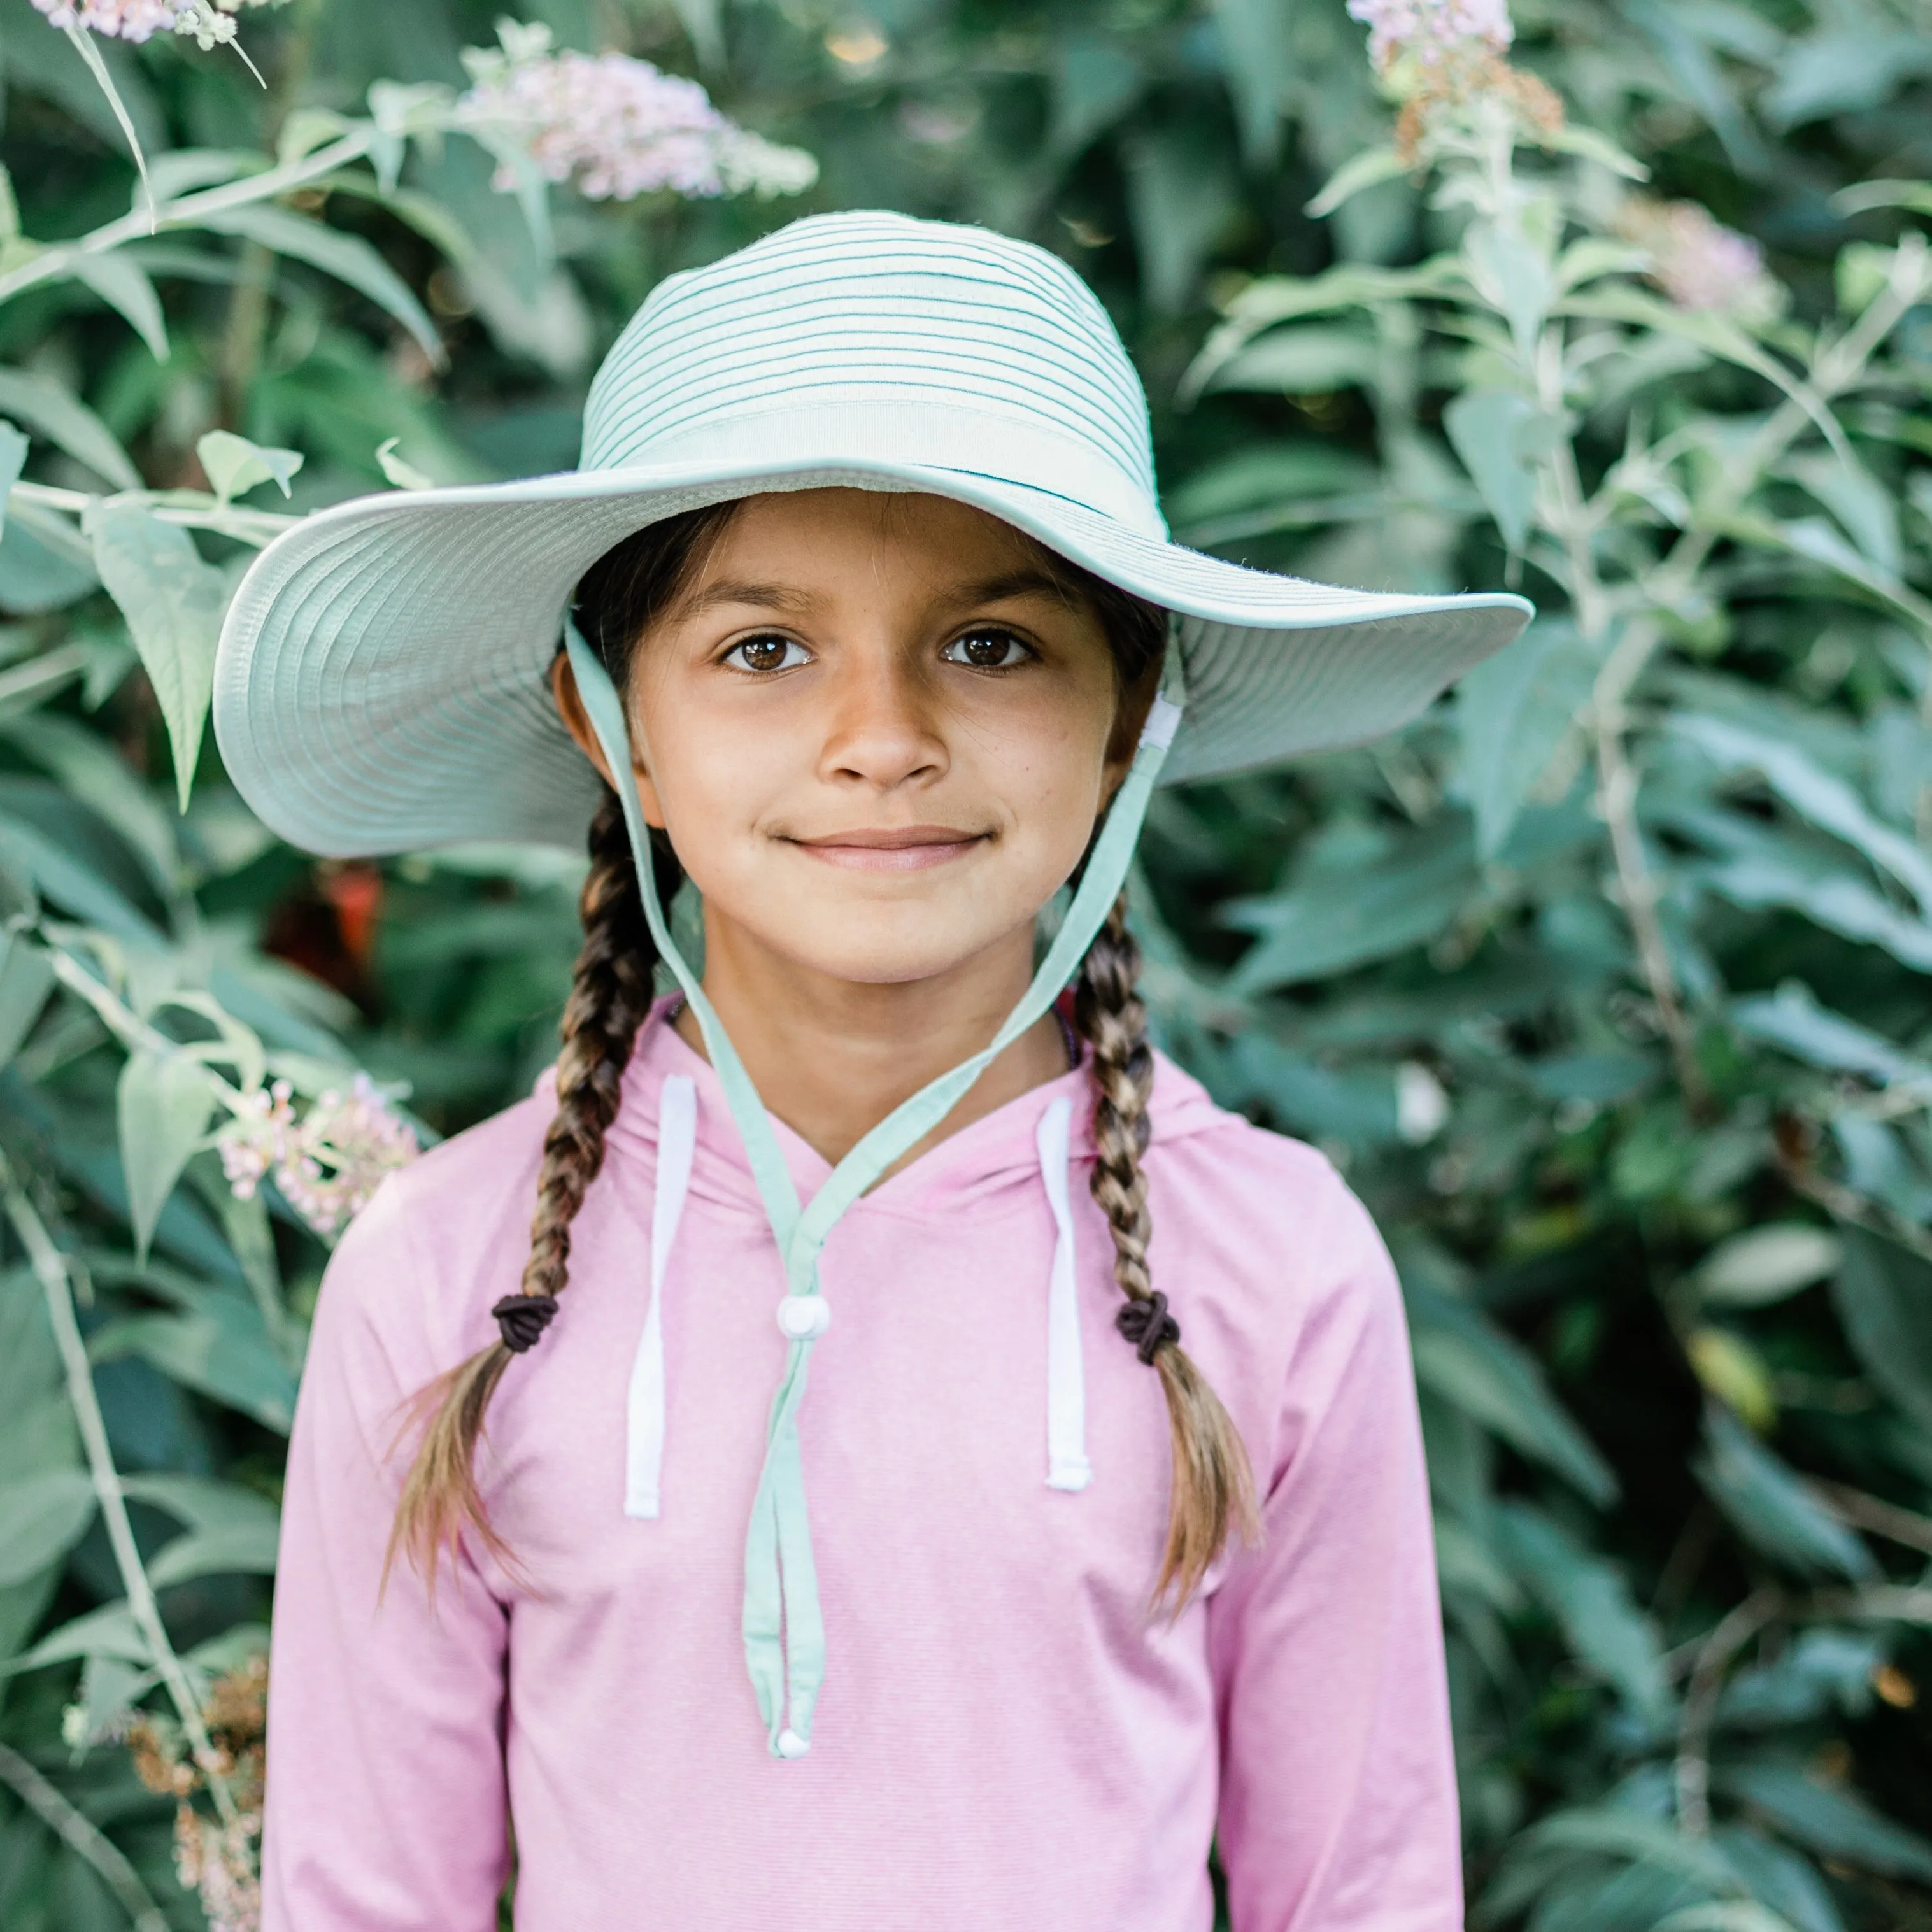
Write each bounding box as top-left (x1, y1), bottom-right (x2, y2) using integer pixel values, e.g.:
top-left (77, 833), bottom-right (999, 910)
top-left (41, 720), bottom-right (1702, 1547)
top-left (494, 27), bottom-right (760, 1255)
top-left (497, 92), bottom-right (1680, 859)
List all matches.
top-left (0, 368), bottom-right (139, 492)
top-left (1673, 713), bottom-right (1932, 909)
top-left (85, 500), bottom-right (229, 810)
top-left (1443, 389), bottom-right (1545, 551)
top-left (374, 436), bottom-right (436, 491)
top-left (145, 1518), bottom-right (280, 1588)
top-left (1456, 618), bottom-right (1598, 857)
top-left (195, 429), bottom-right (304, 503)
top-left (1833, 1230), bottom-right (1932, 1434)
top-left (194, 202), bottom-right (444, 367)
top-left (1717, 1760), bottom-right (1932, 1883)
top-left (117, 1051), bottom-right (215, 1264)
top-left (0, 1467), bottom-right (94, 1588)
top-left (5, 1601), bottom-right (150, 1677)
top-left (1408, 1284), bottom-right (1618, 1504)
top-left (1494, 1502), bottom-right (1668, 1716)
top-left (0, 417), bottom-right (25, 540)
top-left (0, 497), bottom-right (99, 613)
top-left (1200, 325), bottom-right (1381, 397)
top-left (1305, 145), bottom-right (1407, 218)
top-left (1731, 981), bottom-right (1932, 1091)
top-left (1211, 0), bottom-right (1294, 164)
top-left (69, 252), bottom-right (168, 362)
top-left (0, 931), bottom-right (53, 1067)
top-left (1694, 1226), bottom-right (1842, 1309)
top-left (1694, 1407), bottom-right (1875, 1579)
top-left (1463, 219), bottom-right (1556, 366)
top-left (89, 1300), bottom-right (297, 1433)
top-left (1225, 815), bottom-right (1480, 993)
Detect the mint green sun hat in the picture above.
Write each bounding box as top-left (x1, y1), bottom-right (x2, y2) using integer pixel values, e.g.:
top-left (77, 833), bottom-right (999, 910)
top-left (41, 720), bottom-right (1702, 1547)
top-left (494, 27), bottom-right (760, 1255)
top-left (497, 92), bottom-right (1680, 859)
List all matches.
top-left (214, 209), bottom-right (1531, 1762)
top-left (215, 208), bottom-right (1528, 853)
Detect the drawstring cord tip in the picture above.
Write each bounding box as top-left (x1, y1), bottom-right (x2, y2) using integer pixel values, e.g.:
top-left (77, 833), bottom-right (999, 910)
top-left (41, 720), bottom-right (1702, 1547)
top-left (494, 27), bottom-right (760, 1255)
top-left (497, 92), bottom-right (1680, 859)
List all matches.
top-left (775, 1729), bottom-right (811, 1759)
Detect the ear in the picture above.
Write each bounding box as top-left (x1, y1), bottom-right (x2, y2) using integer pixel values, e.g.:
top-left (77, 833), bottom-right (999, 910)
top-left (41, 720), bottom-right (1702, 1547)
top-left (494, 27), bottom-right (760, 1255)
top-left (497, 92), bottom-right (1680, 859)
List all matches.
top-left (550, 652), bottom-right (670, 829)
top-left (1098, 657), bottom-right (1161, 804)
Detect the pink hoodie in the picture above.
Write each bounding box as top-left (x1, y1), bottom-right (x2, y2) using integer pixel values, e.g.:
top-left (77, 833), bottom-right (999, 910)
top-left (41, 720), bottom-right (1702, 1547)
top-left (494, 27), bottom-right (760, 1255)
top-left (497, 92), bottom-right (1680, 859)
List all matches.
top-left (264, 1007), bottom-right (1459, 1931)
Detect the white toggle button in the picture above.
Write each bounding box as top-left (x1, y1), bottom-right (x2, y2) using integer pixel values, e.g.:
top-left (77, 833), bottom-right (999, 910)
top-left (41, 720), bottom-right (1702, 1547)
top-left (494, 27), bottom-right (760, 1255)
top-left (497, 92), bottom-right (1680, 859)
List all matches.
top-left (776, 1729), bottom-right (811, 1758)
top-left (776, 1296), bottom-right (832, 1341)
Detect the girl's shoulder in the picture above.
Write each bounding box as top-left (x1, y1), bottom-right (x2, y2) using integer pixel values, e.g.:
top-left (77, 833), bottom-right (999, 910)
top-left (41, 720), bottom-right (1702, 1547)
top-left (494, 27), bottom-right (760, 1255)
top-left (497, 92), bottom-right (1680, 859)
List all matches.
top-left (318, 1085), bottom-right (557, 1363)
top-left (1145, 1046), bottom-right (1368, 1232)
top-left (1144, 1048), bottom-right (1398, 1325)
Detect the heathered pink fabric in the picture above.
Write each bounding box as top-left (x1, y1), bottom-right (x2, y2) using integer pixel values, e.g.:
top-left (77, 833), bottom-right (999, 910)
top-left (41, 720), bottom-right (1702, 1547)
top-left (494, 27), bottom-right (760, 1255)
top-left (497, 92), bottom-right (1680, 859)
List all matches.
top-left (264, 1009), bottom-right (1459, 1931)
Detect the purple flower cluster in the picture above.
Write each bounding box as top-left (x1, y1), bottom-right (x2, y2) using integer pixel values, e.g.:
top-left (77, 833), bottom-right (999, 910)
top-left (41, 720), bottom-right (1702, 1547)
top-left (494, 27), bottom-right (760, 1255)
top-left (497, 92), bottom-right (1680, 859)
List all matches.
top-left (1345, 0), bottom-right (1514, 71)
top-left (1619, 197), bottom-right (1770, 315)
top-left (457, 29), bottom-right (816, 202)
top-left (219, 1074), bottom-right (420, 1237)
top-left (31, 0), bottom-right (201, 38)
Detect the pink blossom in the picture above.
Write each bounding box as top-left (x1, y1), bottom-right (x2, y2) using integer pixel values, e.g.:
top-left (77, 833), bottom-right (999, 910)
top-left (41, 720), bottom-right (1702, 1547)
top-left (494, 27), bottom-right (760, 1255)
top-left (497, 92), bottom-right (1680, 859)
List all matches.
top-left (457, 25), bottom-right (816, 202)
top-left (31, 0), bottom-right (278, 43)
top-left (218, 1075), bottom-right (419, 1237)
top-left (1619, 197), bottom-right (1771, 315)
top-left (1345, 0), bottom-right (1514, 70)
top-left (31, 0), bottom-right (196, 39)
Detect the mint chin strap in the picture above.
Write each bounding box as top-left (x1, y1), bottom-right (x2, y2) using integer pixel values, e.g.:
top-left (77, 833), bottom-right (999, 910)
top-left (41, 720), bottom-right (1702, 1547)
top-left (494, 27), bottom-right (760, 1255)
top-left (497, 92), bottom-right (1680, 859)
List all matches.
top-left (564, 620), bottom-right (1184, 1758)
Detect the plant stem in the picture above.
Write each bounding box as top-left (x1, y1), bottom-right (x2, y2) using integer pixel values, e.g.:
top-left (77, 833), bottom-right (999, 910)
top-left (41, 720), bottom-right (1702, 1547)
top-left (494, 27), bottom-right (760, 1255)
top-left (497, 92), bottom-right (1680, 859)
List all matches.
top-left (0, 127), bottom-right (377, 310)
top-left (8, 481), bottom-right (293, 545)
top-left (1595, 704), bottom-right (1712, 1115)
top-left (44, 946), bottom-right (248, 1114)
top-left (0, 1163), bottom-right (241, 1832)
top-left (1676, 1588), bottom-right (1780, 1836)
top-left (0, 1738), bottom-right (169, 1932)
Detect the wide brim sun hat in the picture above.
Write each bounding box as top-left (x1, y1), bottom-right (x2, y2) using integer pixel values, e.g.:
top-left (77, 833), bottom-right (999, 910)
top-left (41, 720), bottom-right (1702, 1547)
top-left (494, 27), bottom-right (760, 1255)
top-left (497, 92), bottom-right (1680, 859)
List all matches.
top-left (214, 209), bottom-right (1530, 857)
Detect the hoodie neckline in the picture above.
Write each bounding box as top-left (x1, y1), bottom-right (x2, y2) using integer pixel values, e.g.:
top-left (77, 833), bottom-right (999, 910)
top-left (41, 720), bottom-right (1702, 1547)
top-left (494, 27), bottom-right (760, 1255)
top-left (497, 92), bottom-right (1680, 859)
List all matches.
top-left (608, 999), bottom-right (1100, 1216)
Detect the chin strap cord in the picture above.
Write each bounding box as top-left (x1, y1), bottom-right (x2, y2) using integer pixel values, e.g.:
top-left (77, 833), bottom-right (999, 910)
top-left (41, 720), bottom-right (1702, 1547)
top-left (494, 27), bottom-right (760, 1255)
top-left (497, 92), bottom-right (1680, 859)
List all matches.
top-left (564, 619), bottom-right (1183, 1758)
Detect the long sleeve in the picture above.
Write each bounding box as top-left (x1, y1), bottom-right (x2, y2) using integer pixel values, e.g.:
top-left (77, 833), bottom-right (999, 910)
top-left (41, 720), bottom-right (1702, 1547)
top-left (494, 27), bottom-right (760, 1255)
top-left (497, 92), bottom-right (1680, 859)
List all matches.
top-left (263, 1180), bottom-right (512, 1932)
top-left (1209, 1177), bottom-right (1461, 1932)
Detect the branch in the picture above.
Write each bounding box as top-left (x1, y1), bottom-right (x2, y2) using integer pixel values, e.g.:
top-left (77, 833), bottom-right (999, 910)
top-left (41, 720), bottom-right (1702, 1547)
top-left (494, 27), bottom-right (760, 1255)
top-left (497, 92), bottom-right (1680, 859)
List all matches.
top-left (1808, 1481), bottom-right (1932, 1558)
top-left (0, 1739), bottom-right (168, 1932)
top-left (0, 1161), bottom-right (242, 1833)
top-left (1676, 1588), bottom-right (1782, 1836)
top-left (1594, 709), bottom-right (1712, 1116)
top-left (0, 126), bottom-right (377, 309)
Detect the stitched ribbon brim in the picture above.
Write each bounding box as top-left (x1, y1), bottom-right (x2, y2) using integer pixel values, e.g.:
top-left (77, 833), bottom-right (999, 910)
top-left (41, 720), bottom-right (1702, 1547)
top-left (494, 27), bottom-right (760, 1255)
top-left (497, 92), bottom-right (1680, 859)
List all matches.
top-left (564, 622), bottom-right (1183, 1758)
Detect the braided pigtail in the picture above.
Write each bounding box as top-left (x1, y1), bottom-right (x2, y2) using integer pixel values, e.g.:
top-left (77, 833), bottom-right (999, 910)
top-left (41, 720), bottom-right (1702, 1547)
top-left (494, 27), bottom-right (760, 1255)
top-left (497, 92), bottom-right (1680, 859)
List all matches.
top-left (388, 790), bottom-right (682, 1584)
top-left (1075, 891), bottom-right (1256, 1607)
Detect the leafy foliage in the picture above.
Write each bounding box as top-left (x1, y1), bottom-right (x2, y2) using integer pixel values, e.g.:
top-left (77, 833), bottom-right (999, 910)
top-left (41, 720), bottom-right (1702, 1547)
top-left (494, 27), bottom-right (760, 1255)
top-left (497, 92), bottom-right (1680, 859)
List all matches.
top-left (1, 0), bottom-right (1930, 1927)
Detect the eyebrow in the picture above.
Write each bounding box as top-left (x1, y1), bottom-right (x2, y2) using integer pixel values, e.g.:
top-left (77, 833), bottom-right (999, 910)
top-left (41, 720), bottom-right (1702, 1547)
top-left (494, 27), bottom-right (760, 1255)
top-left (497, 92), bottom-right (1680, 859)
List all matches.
top-left (679, 579), bottom-right (821, 618)
top-left (676, 565), bottom-right (1077, 622)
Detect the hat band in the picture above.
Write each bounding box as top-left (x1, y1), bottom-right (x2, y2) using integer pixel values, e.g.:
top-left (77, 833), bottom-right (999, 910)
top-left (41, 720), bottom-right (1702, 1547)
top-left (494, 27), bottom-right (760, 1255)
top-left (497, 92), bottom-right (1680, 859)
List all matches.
top-left (585, 399), bottom-right (1168, 542)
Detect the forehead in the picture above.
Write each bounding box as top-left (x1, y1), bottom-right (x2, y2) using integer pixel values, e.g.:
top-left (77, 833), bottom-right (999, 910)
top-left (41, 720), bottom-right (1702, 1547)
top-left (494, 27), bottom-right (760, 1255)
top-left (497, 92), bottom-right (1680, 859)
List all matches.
top-left (699, 488), bottom-right (1053, 585)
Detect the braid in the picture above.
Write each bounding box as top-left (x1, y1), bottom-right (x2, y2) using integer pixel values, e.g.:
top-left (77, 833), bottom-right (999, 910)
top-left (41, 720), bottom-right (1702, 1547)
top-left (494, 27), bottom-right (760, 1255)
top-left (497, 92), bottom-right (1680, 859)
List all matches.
top-left (1075, 891), bottom-right (1256, 1607)
top-left (389, 789), bottom-right (681, 1584)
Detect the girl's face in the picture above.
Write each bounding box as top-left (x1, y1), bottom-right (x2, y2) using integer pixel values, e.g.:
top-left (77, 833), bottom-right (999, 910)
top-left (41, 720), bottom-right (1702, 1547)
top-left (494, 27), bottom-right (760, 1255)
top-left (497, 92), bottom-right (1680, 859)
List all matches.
top-left (562, 488), bottom-right (1149, 988)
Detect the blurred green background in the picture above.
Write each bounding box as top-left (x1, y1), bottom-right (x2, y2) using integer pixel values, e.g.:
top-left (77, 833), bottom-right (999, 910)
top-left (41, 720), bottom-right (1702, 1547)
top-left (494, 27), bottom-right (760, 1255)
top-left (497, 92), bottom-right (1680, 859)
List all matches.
top-left (2, 0), bottom-right (1932, 1926)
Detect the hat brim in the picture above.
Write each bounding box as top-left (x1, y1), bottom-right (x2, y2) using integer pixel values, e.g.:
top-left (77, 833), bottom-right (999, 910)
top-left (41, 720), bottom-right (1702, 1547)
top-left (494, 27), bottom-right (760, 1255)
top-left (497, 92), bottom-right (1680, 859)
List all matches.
top-left (213, 455), bottom-right (1531, 856)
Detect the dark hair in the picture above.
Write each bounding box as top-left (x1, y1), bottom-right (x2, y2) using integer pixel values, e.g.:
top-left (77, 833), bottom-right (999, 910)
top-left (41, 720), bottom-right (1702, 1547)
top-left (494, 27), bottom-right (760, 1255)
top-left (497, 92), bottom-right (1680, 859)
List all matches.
top-left (390, 498), bottom-right (1255, 1604)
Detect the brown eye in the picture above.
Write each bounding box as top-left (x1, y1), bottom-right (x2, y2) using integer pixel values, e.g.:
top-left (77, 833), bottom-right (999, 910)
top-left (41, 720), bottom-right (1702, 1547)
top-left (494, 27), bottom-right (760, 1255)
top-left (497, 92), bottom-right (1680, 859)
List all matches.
top-left (942, 629), bottom-right (1032, 669)
top-left (724, 634), bottom-right (809, 672)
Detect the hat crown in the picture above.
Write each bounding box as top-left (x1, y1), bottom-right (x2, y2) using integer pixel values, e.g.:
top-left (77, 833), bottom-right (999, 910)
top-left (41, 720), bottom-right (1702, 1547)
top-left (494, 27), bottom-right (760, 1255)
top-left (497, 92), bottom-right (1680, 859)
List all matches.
top-left (580, 211), bottom-right (1160, 530)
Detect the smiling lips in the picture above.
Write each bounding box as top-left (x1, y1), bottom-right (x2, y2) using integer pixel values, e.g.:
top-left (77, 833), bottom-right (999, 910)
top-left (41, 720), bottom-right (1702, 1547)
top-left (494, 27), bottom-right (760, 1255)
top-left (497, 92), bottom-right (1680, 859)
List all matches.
top-left (790, 825), bottom-right (989, 872)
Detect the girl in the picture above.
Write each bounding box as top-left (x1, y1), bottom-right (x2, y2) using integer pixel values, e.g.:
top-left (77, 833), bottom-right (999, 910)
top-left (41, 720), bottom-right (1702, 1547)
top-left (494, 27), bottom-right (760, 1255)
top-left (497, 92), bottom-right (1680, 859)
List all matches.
top-left (215, 210), bottom-right (1529, 1931)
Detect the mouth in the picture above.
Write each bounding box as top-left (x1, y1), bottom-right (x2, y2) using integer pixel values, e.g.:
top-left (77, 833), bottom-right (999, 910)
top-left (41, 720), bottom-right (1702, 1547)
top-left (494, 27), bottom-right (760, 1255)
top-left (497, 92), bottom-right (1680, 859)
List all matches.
top-left (786, 825), bottom-right (991, 874)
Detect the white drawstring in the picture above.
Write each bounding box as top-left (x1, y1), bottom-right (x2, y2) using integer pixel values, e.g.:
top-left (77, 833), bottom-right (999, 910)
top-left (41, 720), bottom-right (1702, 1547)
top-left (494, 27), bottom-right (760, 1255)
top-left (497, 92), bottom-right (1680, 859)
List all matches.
top-left (625, 1075), bottom-right (698, 1519)
top-left (1035, 1095), bottom-right (1091, 1493)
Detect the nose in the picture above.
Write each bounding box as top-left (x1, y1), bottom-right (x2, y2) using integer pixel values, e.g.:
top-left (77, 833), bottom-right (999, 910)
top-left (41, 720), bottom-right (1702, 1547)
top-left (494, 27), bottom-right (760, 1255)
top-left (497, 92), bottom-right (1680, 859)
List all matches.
top-left (817, 646), bottom-right (948, 793)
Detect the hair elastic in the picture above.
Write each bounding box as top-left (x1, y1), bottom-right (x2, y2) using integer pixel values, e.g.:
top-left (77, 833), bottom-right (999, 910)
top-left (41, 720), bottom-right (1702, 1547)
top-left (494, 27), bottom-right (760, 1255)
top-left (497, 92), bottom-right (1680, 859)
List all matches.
top-left (492, 1293), bottom-right (560, 1353)
top-left (1115, 1289), bottom-right (1180, 1365)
